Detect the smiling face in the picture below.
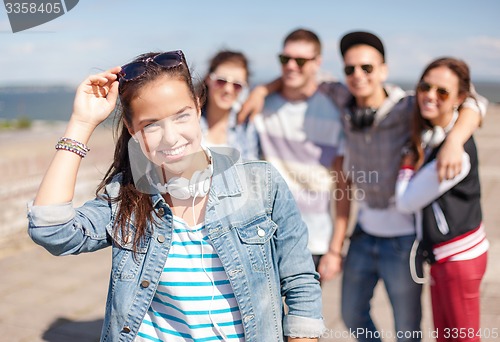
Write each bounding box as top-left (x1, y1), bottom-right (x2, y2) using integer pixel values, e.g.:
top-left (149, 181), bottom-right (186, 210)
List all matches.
top-left (206, 62), bottom-right (247, 111)
top-left (280, 40), bottom-right (320, 91)
top-left (417, 66), bottom-right (464, 127)
top-left (127, 76), bottom-right (204, 178)
top-left (343, 45), bottom-right (387, 103)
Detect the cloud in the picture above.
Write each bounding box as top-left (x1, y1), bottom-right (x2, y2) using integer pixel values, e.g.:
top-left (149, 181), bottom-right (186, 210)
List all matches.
top-left (384, 33), bottom-right (500, 81)
top-left (7, 42), bottom-right (36, 54)
top-left (453, 36), bottom-right (500, 78)
top-left (473, 36), bottom-right (500, 52)
top-left (463, 36), bottom-right (500, 60)
top-left (69, 38), bottom-right (107, 52)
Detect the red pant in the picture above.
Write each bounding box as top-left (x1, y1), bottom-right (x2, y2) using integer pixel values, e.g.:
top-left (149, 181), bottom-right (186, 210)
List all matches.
top-left (430, 252), bottom-right (488, 342)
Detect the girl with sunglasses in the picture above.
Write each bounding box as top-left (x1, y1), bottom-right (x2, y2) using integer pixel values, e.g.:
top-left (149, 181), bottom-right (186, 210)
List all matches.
top-left (396, 57), bottom-right (488, 342)
top-left (27, 50), bottom-right (324, 341)
top-left (200, 50), bottom-right (259, 160)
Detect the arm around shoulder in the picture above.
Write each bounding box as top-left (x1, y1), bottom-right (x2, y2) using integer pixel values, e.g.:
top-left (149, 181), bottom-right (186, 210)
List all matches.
top-left (318, 81), bottom-right (351, 108)
top-left (437, 88), bottom-right (487, 181)
top-left (237, 77), bottom-right (282, 124)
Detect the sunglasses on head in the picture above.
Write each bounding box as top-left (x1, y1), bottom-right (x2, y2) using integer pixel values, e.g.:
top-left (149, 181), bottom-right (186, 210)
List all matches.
top-left (278, 54), bottom-right (316, 68)
top-left (344, 64), bottom-right (374, 76)
top-left (209, 73), bottom-right (245, 93)
top-left (118, 50), bottom-right (184, 91)
top-left (417, 81), bottom-right (450, 101)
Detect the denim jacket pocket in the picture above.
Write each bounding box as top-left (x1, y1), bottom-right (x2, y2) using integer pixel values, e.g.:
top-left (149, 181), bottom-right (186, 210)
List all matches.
top-left (235, 215), bottom-right (277, 244)
top-left (106, 220), bottom-right (150, 282)
top-left (235, 215), bottom-right (277, 272)
top-left (105, 219), bottom-right (150, 253)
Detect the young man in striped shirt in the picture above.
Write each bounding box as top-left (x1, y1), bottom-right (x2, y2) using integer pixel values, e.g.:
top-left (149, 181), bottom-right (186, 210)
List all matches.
top-left (253, 28), bottom-right (350, 280)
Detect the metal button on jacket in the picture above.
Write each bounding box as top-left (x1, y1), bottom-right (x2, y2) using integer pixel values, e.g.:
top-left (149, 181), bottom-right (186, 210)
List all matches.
top-left (122, 326), bottom-right (131, 333)
top-left (158, 208), bottom-right (165, 216)
top-left (140, 280), bottom-right (150, 288)
top-left (123, 234), bottom-right (132, 244)
top-left (157, 235), bottom-right (166, 243)
top-left (257, 228), bottom-right (266, 237)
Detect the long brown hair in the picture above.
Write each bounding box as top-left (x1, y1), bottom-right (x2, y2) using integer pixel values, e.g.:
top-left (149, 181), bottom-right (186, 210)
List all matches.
top-left (410, 57), bottom-right (473, 169)
top-left (96, 51), bottom-right (200, 252)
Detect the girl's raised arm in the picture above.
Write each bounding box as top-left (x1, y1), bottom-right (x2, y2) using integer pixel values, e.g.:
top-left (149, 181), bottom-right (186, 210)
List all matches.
top-left (34, 67), bottom-right (120, 206)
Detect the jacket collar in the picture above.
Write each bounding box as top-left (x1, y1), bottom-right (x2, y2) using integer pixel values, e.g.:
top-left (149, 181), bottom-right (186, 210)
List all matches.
top-left (107, 147), bottom-right (244, 209)
top-left (373, 84), bottom-right (407, 125)
top-left (149, 147), bottom-right (243, 208)
top-left (208, 147), bottom-right (244, 197)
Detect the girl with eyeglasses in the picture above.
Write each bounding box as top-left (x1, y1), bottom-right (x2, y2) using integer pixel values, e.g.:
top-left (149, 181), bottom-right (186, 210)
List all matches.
top-left (200, 50), bottom-right (260, 160)
top-left (27, 50), bottom-right (324, 341)
top-left (396, 57), bottom-right (488, 342)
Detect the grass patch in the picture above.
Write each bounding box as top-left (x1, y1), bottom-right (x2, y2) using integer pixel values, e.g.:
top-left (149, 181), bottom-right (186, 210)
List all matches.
top-left (0, 116), bottom-right (33, 131)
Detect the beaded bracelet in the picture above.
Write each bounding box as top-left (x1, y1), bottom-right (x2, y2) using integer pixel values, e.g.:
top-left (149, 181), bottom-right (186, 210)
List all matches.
top-left (55, 137), bottom-right (90, 158)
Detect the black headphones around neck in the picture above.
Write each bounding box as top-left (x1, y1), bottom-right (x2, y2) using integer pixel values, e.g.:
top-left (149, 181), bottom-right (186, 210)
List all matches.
top-left (347, 106), bottom-right (377, 131)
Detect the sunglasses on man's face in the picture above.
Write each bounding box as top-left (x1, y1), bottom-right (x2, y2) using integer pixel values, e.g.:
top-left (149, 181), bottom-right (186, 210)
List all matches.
top-left (278, 54), bottom-right (316, 68)
top-left (209, 74), bottom-right (245, 93)
top-left (118, 50), bottom-right (184, 92)
top-left (343, 64), bottom-right (374, 76)
top-left (417, 81), bottom-right (450, 101)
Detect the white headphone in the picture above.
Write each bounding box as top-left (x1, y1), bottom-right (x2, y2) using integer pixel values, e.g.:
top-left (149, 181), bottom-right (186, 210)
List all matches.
top-left (421, 125), bottom-right (446, 149)
top-left (155, 163), bottom-right (213, 200)
top-left (421, 109), bottom-right (459, 149)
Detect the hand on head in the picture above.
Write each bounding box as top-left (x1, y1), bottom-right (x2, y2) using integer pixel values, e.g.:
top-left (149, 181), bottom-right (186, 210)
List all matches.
top-left (71, 66), bottom-right (121, 129)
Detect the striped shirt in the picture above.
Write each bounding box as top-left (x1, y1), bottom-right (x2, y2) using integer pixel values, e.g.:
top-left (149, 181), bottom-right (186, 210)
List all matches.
top-left (135, 216), bottom-right (244, 341)
top-left (255, 91), bottom-right (344, 255)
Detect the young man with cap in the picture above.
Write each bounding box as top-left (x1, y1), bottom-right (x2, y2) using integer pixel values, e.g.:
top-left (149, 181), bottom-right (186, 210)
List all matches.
top-left (319, 31), bottom-right (486, 342)
top-left (239, 30), bottom-right (486, 342)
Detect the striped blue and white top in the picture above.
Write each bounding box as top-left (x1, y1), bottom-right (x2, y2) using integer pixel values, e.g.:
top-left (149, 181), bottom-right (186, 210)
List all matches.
top-left (135, 216), bottom-right (244, 342)
top-left (255, 91), bottom-right (344, 255)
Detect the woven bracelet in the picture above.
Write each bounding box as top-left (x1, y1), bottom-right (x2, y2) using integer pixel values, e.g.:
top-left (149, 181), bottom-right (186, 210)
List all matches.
top-left (55, 137), bottom-right (90, 158)
top-left (58, 137), bottom-right (90, 152)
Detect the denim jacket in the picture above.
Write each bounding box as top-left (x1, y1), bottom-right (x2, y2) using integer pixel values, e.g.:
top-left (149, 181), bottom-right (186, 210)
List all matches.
top-left (27, 149), bottom-right (324, 341)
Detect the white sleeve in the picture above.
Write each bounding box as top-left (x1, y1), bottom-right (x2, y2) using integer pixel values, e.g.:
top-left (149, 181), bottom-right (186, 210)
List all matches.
top-left (395, 152), bottom-right (471, 213)
top-left (462, 84), bottom-right (489, 120)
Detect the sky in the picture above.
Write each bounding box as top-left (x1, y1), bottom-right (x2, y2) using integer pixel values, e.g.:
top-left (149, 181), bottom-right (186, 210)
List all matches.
top-left (1, 0), bottom-right (500, 87)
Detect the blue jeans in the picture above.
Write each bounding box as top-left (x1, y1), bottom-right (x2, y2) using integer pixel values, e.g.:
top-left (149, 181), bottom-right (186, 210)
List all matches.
top-left (341, 225), bottom-right (422, 342)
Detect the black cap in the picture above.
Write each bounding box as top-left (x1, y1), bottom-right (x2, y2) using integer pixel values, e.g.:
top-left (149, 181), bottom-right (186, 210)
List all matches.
top-left (340, 31), bottom-right (385, 59)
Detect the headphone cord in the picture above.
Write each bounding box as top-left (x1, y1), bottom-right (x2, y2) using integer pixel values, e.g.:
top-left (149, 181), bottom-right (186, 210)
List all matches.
top-left (409, 240), bottom-right (426, 284)
top-left (191, 194), bottom-right (228, 340)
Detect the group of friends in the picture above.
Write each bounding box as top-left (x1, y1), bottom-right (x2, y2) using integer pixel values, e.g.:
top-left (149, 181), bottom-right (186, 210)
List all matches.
top-left (27, 28), bottom-right (489, 342)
